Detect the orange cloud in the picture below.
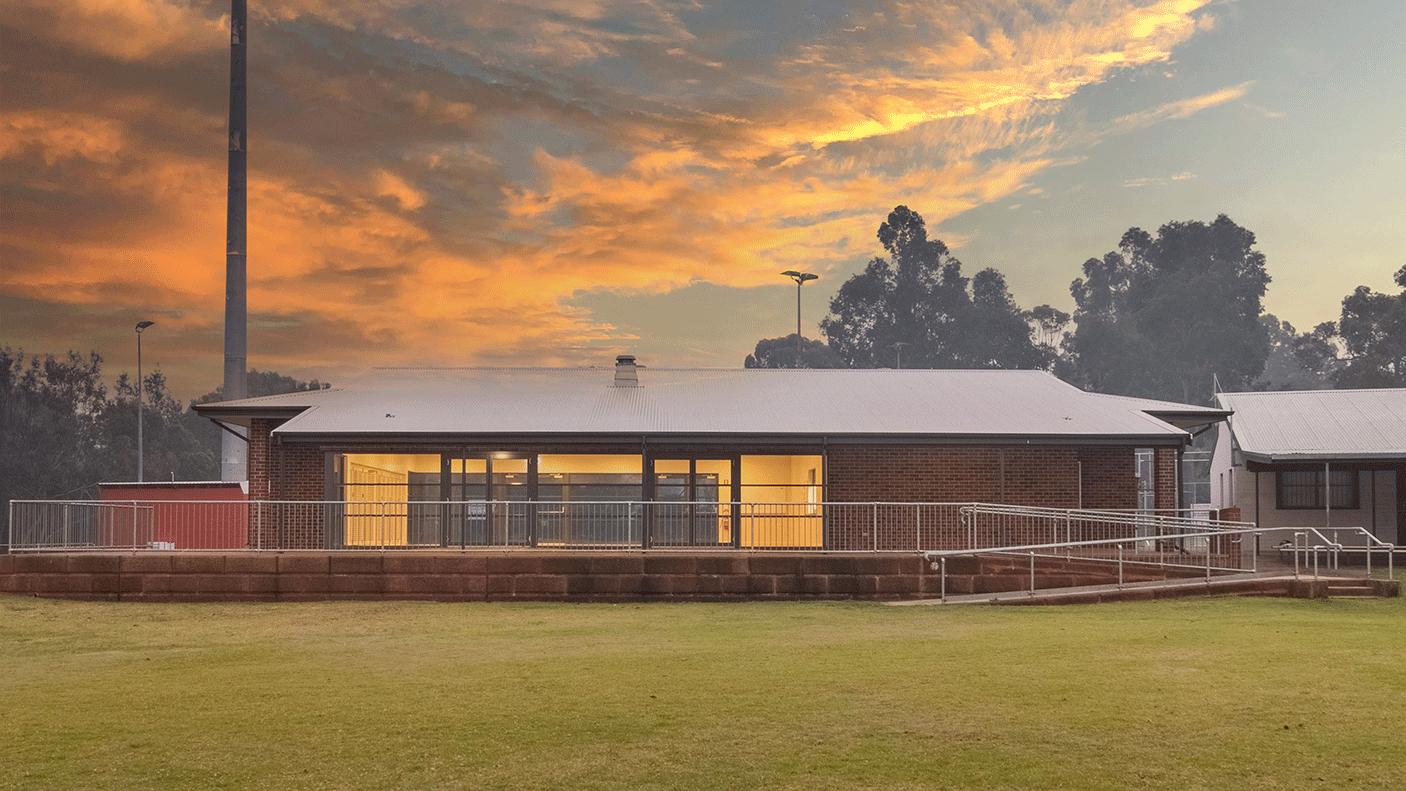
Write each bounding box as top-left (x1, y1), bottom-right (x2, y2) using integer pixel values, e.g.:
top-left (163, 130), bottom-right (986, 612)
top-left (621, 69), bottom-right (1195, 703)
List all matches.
top-left (1, 0), bottom-right (1221, 396)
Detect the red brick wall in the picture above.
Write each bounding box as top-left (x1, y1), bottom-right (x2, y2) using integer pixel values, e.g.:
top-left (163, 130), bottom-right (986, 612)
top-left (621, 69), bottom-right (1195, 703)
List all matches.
top-left (249, 418), bottom-right (324, 549)
top-left (823, 444), bottom-right (1139, 550)
top-left (1077, 446), bottom-right (1137, 510)
top-left (827, 445), bottom-right (1135, 508)
top-left (248, 418), bottom-right (276, 500)
top-left (1154, 447), bottom-right (1178, 512)
top-left (2, 550), bottom-right (1312, 603)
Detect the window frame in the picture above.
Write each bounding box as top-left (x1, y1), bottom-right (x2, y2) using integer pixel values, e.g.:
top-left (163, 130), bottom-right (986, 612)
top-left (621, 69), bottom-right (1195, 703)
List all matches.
top-left (1275, 469), bottom-right (1359, 510)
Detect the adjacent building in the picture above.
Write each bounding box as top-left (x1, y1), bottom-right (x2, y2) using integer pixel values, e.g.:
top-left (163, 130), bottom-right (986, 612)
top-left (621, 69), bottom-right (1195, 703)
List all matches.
top-left (1210, 388), bottom-right (1406, 546)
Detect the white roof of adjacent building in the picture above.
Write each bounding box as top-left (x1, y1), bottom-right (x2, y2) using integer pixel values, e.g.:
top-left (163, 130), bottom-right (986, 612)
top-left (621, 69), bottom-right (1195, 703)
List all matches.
top-left (196, 366), bottom-right (1224, 443)
top-left (1216, 389), bottom-right (1406, 462)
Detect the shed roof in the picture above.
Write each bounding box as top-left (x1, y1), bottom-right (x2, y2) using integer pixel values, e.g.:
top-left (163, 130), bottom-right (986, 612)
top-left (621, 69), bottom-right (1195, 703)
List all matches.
top-left (196, 367), bottom-right (1223, 444)
top-left (1216, 389), bottom-right (1406, 462)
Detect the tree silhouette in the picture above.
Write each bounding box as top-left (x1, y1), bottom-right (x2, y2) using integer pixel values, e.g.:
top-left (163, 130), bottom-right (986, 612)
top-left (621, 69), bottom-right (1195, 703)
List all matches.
top-left (819, 206), bottom-right (1052, 369)
top-left (1061, 215), bottom-right (1271, 404)
top-left (1293, 265), bottom-right (1406, 387)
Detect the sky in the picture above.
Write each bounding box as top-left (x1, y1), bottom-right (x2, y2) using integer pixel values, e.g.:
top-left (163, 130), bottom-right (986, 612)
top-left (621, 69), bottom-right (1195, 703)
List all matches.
top-left (2, 0), bottom-right (1403, 402)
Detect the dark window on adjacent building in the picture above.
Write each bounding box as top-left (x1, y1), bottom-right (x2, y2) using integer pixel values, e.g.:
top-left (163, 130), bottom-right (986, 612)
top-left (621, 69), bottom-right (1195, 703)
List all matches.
top-left (1276, 470), bottom-right (1358, 510)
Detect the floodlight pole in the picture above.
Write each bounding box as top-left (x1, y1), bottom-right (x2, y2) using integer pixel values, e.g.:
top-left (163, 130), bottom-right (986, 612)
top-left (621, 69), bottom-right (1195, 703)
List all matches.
top-left (780, 270), bottom-right (818, 360)
top-left (135, 321), bottom-right (155, 482)
top-left (222, 0), bottom-right (249, 481)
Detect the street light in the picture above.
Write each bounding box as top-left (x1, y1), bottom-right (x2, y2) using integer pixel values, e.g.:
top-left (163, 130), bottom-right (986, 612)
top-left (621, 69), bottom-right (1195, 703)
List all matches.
top-left (135, 321), bottom-right (155, 482)
top-left (780, 270), bottom-right (818, 359)
top-left (893, 341), bottom-right (907, 370)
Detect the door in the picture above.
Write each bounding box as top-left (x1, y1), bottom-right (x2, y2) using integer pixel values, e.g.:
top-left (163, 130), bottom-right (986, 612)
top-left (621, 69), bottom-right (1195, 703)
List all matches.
top-left (648, 457), bottom-right (737, 547)
top-left (439, 455), bottom-right (534, 547)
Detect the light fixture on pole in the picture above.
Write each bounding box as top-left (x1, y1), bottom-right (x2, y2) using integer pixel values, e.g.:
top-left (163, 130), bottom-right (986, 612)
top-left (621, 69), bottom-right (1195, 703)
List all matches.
top-left (780, 270), bottom-right (818, 359)
top-left (135, 321), bottom-right (155, 482)
top-left (893, 341), bottom-right (907, 370)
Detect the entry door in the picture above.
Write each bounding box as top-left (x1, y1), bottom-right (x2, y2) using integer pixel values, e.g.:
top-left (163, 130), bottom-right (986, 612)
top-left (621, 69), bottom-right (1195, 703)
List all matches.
top-left (649, 458), bottom-right (737, 547)
top-left (439, 454), bottom-right (535, 547)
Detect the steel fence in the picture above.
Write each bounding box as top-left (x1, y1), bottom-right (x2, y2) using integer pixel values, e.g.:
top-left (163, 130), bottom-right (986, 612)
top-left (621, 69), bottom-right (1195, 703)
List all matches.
top-left (7, 499), bottom-right (1257, 554)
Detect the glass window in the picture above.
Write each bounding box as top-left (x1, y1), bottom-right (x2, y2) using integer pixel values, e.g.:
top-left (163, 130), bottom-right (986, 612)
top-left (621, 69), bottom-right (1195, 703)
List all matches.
top-left (1276, 470), bottom-right (1357, 510)
top-left (740, 455), bottom-right (823, 505)
top-left (338, 454), bottom-right (443, 547)
top-left (739, 455), bottom-right (823, 548)
top-left (538, 455), bottom-right (643, 502)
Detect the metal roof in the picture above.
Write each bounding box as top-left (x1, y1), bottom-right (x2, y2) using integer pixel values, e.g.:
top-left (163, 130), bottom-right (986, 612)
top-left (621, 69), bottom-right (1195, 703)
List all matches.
top-left (196, 367), bottom-right (1221, 443)
top-left (1216, 389), bottom-right (1406, 462)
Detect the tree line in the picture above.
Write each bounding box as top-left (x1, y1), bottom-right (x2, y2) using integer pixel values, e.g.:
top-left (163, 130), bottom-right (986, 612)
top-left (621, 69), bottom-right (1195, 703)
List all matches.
top-left (0, 350), bottom-right (327, 522)
top-left (746, 205), bottom-right (1406, 404)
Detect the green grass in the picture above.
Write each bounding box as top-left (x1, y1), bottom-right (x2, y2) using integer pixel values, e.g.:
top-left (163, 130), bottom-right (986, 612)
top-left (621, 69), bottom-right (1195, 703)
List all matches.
top-left (3, 596), bottom-right (1404, 791)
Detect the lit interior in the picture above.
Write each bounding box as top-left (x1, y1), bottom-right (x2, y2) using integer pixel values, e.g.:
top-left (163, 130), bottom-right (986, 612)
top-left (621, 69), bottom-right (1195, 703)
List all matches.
top-left (739, 455), bottom-right (822, 548)
top-left (334, 452), bottom-right (823, 548)
top-left (341, 453), bottom-right (441, 546)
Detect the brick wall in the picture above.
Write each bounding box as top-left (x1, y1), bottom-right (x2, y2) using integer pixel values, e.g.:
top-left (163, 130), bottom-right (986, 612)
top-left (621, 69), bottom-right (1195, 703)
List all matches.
top-left (1077, 446), bottom-right (1137, 510)
top-left (2, 549), bottom-right (1330, 603)
top-left (249, 418), bottom-right (324, 549)
top-left (824, 444), bottom-right (1138, 550)
top-left (1155, 447), bottom-right (1178, 512)
top-left (827, 445), bottom-right (1135, 507)
top-left (0, 551), bottom-right (936, 602)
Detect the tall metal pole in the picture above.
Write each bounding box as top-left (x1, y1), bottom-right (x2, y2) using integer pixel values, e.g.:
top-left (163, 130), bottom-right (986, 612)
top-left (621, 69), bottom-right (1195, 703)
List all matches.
top-left (137, 328), bottom-right (142, 482)
top-left (795, 281), bottom-right (802, 354)
top-left (135, 321), bottom-right (154, 482)
top-left (222, 0), bottom-right (249, 481)
top-left (780, 271), bottom-right (817, 363)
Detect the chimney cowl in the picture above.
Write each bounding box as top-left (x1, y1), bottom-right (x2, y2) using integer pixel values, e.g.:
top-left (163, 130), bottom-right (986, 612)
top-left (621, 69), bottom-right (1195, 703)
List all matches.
top-left (613, 354), bottom-right (639, 387)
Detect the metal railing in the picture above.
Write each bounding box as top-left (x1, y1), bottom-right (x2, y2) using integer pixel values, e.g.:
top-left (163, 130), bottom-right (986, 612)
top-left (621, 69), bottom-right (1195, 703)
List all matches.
top-left (923, 526), bottom-right (1263, 601)
top-left (6, 498), bottom-right (1259, 554)
top-left (923, 523), bottom-right (1396, 601)
top-left (1278, 527), bottom-right (1397, 581)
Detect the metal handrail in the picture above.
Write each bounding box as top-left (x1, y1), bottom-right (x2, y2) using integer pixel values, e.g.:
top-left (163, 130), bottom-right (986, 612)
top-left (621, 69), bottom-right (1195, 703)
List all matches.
top-left (1286, 527), bottom-right (1395, 581)
top-left (958, 502), bottom-right (1257, 532)
top-left (923, 520), bottom-right (1398, 602)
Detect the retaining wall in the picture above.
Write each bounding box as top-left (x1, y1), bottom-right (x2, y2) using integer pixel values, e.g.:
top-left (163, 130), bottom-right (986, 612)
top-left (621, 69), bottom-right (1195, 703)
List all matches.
top-left (0, 551), bottom-right (943, 603)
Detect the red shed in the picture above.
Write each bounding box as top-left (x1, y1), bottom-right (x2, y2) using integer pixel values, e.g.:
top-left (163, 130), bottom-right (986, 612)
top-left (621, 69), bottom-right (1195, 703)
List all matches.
top-left (97, 482), bottom-right (249, 550)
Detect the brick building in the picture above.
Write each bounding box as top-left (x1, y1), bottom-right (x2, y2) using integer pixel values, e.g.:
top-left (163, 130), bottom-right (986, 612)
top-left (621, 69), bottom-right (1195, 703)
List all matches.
top-left (194, 357), bottom-right (1225, 551)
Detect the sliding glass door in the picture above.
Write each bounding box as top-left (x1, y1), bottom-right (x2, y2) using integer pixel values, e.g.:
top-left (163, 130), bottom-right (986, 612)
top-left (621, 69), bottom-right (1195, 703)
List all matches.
top-left (649, 457), bottom-right (737, 548)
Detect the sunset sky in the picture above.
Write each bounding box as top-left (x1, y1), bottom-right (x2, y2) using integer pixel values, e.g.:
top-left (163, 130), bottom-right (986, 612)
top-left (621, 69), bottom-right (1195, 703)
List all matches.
top-left (3, 0), bottom-right (1403, 401)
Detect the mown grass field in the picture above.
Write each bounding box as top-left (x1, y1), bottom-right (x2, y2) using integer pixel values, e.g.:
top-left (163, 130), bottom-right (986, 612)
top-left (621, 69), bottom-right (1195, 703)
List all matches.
top-left (3, 594), bottom-right (1403, 791)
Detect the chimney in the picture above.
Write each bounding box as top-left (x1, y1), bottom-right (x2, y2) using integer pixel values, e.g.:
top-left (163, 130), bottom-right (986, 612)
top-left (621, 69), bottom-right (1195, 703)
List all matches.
top-left (613, 354), bottom-right (639, 387)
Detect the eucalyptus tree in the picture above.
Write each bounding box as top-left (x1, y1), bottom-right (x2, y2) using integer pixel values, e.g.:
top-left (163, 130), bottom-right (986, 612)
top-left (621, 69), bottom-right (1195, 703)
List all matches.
top-left (819, 206), bottom-right (1051, 370)
top-left (1061, 215), bottom-right (1272, 404)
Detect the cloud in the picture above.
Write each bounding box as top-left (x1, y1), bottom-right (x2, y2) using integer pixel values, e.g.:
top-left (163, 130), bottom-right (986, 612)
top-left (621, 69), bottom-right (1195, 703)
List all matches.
top-left (1122, 171), bottom-right (1197, 188)
top-left (1110, 80), bottom-right (1255, 133)
top-left (1, 0), bottom-right (1220, 396)
top-left (1243, 102), bottom-right (1286, 119)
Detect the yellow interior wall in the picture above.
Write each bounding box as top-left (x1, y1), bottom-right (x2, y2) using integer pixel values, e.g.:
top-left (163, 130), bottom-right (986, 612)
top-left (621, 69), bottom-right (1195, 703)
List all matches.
top-left (540, 455), bottom-right (642, 474)
top-left (336, 452), bottom-right (825, 549)
top-left (342, 454), bottom-right (438, 546)
top-left (695, 459), bottom-right (732, 486)
top-left (739, 455), bottom-right (823, 547)
top-left (345, 453), bottom-right (441, 477)
top-left (450, 458), bottom-right (488, 474)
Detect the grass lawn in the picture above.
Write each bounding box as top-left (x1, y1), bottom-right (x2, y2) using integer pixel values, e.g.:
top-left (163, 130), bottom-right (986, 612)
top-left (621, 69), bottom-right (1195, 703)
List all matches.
top-left (2, 594), bottom-right (1403, 791)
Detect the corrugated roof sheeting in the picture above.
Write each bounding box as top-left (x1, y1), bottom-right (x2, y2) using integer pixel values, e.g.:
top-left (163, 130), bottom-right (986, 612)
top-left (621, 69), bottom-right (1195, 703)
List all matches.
top-left (1217, 389), bottom-right (1406, 461)
top-left (204, 367), bottom-right (1214, 439)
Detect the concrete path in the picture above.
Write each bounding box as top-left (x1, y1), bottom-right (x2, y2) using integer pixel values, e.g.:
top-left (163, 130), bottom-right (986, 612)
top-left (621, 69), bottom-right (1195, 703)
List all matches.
top-left (886, 570), bottom-right (1369, 606)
